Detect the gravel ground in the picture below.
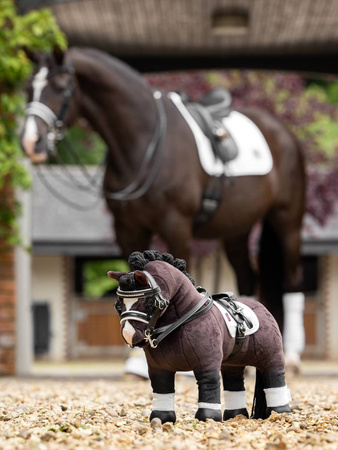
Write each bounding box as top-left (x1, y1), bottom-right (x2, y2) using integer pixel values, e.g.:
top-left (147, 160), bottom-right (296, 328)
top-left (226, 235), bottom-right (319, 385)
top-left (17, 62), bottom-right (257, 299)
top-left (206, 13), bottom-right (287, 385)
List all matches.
top-left (0, 374), bottom-right (337, 449)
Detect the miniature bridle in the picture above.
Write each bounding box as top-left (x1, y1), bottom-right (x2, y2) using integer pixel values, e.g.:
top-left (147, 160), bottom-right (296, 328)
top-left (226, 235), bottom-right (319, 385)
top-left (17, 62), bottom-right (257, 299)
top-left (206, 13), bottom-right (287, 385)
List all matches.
top-left (25, 64), bottom-right (75, 152)
top-left (115, 271), bottom-right (213, 349)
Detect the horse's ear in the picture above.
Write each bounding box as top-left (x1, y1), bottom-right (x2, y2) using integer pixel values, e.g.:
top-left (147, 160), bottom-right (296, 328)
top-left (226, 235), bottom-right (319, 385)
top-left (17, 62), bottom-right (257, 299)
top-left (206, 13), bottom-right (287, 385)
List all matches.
top-left (22, 46), bottom-right (39, 63)
top-left (107, 271), bottom-right (127, 281)
top-left (134, 270), bottom-right (149, 287)
top-left (53, 44), bottom-right (65, 65)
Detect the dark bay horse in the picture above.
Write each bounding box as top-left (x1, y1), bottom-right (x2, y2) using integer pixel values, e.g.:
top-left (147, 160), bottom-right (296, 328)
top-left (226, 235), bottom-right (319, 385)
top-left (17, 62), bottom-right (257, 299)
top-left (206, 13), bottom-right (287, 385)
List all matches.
top-left (108, 250), bottom-right (291, 423)
top-left (21, 46), bottom-right (306, 370)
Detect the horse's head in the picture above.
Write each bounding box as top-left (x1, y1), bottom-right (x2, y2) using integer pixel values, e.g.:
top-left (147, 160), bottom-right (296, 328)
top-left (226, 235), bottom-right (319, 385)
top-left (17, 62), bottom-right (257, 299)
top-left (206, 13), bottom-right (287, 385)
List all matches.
top-left (21, 46), bottom-right (78, 163)
top-left (108, 269), bottom-right (169, 348)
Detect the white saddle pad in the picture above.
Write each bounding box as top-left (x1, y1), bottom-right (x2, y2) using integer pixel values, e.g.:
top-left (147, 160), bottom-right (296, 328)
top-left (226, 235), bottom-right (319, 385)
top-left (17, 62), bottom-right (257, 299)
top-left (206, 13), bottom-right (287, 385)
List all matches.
top-left (213, 299), bottom-right (260, 338)
top-left (169, 92), bottom-right (273, 177)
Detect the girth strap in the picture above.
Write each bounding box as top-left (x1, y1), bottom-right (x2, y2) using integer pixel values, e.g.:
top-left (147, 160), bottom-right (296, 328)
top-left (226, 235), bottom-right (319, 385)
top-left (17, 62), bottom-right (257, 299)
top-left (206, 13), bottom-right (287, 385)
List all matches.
top-left (213, 293), bottom-right (254, 358)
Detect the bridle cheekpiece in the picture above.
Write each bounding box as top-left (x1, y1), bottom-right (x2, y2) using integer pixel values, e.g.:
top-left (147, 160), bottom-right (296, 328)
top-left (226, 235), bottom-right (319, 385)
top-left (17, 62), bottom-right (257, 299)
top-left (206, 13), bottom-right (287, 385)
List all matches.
top-left (25, 64), bottom-right (75, 152)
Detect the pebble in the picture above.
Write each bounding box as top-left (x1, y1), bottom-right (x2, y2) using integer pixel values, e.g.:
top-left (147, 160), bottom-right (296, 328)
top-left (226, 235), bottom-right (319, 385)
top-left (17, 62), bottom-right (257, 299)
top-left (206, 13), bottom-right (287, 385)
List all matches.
top-left (0, 376), bottom-right (336, 449)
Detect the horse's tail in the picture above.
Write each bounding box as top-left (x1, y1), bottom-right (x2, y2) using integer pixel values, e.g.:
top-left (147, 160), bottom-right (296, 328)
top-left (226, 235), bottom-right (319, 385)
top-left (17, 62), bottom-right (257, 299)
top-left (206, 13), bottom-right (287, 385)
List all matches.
top-left (258, 219), bottom-right (284, 330)
top-left (251, 369), bottom-right (267, 419)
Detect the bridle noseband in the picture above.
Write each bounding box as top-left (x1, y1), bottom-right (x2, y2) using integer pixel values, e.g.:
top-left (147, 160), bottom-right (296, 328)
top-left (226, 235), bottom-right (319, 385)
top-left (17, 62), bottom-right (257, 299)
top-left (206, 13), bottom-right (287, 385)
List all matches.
top-left (115, 271), bottom-right (213, 349)
top-left (25, 65), bottom-right (75, 152)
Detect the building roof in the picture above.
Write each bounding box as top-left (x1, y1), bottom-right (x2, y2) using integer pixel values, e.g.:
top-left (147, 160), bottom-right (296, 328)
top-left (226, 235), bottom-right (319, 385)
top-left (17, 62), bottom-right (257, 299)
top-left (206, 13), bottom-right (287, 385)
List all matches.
top-left (16, 0), bottom-right (338, 73)
top-left (32, 166), bottom-right (338, 256)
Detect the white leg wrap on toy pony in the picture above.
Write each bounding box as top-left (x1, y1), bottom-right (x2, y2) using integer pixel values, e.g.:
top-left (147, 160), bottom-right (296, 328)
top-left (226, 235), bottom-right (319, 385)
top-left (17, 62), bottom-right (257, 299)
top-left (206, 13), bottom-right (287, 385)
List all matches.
top-left (283, 292), bottom-right (305, 370)
top-left (153, 393), bottom-right (175, 411)
top-left (223, 390), bottom-right (246, 410)
top-left (264, 386), bottom-right (291, 407)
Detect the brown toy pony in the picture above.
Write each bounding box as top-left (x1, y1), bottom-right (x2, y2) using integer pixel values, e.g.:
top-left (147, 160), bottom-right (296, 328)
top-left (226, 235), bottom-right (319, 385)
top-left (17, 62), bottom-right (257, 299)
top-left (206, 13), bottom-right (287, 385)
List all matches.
top-left (108, 251), bottom-right (291, 423)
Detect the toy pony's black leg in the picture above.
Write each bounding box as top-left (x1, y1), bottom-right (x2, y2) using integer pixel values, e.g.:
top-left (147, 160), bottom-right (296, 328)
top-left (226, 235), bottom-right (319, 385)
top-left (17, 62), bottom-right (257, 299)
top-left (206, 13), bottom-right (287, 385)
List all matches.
top-left (148, 368), bottom-right (176, 423)
top-left (252, 370), bottom-right (291, 419)
top-left (221, 366), bottom-right (249, 420)
top-left (262, 372), bottom-right (292, 418)
top-left (194, 370), bottom-right (222, 422)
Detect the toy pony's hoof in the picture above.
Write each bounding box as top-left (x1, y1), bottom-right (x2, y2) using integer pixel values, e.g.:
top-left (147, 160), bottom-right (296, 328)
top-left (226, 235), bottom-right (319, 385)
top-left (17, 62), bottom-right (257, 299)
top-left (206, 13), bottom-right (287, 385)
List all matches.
top-left (195, 408), bottom-right (222, 422)
top-left (223, 408), bottom-right (249, 421)
top-left (265, 404), bottom-right (292, 418)
top-left (150, 410), bottom-right (176, 424)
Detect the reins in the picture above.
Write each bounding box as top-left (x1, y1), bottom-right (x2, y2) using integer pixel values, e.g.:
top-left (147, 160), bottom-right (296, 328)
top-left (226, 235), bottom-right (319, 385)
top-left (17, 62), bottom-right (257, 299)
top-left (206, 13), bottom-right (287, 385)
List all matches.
top-left (104, 90), bottom-right (167, 201)
top-left (147, 287), bottom-right (212, 348)
top-left (26, 57), bottom-right (167, 207)
top-left (116, 270), bottom-right (213, 349)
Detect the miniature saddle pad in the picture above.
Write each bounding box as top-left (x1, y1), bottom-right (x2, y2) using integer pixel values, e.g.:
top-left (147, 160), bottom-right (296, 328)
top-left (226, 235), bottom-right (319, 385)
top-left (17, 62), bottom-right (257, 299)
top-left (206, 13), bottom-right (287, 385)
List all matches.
top-left (169, 91), bottom-right (273, 177)
top-left (213, 299), bottom-right (260, 338)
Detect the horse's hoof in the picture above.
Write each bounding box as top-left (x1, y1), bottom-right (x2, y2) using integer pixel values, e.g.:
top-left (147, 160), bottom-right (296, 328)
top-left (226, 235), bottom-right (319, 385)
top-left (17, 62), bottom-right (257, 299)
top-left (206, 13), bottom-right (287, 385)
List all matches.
top-left (223, 408), bottom-right (249, 421)
top-left (150, 410), bottom-right (176, 424)
top-left (195, 408), bottom-right (222, 422)
top-left (265, 404), bottom-right (292, 417)
top-left (285, 360), bottom-right (301, 376)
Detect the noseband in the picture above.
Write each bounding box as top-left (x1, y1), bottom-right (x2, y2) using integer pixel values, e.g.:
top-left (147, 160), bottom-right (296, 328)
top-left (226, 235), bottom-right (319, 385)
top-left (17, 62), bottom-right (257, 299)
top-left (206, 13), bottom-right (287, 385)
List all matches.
top-left (25, 65), bottom-right (75, 151)
top-left (115, 271), bottom-right (213, 348)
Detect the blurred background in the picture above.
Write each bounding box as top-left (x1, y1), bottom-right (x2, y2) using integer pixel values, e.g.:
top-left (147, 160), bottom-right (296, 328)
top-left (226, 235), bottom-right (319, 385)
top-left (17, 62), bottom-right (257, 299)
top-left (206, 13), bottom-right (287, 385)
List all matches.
top-left (1, 0), bottom-right (338, 376)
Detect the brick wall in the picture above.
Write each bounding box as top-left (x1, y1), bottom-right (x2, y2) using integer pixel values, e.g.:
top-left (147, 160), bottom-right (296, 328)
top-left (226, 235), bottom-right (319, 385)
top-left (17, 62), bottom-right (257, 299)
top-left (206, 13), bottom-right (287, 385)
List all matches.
top-left (0, 181), bottom-right (16, 375)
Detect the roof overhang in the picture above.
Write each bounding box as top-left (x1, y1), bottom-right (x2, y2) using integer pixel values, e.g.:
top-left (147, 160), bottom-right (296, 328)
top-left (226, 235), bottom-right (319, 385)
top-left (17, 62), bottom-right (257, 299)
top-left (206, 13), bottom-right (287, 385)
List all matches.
top-left (15, 0), bottom-right (338, 74)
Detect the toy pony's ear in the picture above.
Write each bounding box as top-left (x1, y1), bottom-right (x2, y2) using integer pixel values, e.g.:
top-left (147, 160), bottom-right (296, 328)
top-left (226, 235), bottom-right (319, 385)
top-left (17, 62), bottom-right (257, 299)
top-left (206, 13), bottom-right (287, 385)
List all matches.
top-left (134, 270), bottom-right (149, 287)
top-left (107, 271), bottom-right (127, 281)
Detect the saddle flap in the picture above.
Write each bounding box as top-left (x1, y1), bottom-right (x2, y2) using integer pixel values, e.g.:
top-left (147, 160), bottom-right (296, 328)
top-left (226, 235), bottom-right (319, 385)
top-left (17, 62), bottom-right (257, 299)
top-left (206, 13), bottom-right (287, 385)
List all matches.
top-left (213, 299), bottom-right (260, 338)
top-left (181, 90), bottom-right (238, 164)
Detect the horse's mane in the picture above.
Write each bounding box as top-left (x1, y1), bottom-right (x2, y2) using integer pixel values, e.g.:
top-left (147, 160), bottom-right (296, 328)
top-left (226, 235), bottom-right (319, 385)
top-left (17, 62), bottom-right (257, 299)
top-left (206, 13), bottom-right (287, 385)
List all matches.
top-left (119, 251), bottom-right (195, 291)
top-left (69, 47), bottom-right (149, 90)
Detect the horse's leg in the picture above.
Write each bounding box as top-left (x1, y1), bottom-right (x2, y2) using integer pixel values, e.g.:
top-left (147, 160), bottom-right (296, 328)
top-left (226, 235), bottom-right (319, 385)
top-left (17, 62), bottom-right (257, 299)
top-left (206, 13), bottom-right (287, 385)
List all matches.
top-left (223, 233), bottom-right (257, 296)
top-left (114, 218), bottom-right (152, 258)
top-left (158, 212), bottom-right (193, 264)
top-left (260, 214), bottom-right (305, 371)
top-left (148, 367), bottom-right (176, 423)
top-left (221, 365), bottom-right (249, 420)
top-left (194, 369), bottom-right (222, 421)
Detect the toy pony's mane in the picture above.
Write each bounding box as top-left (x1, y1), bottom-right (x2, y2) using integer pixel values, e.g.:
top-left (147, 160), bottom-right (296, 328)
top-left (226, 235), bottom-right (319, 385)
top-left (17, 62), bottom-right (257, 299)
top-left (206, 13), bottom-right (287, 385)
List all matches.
top-left (119, 250), bottom-right (195, 291)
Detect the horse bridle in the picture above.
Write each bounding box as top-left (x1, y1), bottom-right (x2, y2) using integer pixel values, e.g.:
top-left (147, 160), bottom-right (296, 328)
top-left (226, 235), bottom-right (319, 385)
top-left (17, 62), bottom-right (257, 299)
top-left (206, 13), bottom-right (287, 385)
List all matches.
top-left (25, 60), bottom-right (167, 203)
top-left (115, 271), bottom-right (170, 348)
top-left (25, 65), bottom-right (75, 152)
top-left (115, 271), bottom-right (213, 349)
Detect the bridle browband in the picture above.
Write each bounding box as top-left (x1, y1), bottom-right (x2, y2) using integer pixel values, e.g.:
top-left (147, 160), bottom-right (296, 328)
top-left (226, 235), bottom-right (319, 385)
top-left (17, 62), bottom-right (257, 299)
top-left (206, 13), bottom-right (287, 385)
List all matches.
top-left (25, 65), bottom-right (75, 151)
top-left (115, 271), bottom-right (213, 348)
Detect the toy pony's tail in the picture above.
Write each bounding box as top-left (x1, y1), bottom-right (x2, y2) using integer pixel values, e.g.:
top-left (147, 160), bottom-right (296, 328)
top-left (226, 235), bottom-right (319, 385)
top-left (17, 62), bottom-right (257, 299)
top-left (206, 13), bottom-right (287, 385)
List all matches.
top-left (251, 369), bottom-right (267, 419)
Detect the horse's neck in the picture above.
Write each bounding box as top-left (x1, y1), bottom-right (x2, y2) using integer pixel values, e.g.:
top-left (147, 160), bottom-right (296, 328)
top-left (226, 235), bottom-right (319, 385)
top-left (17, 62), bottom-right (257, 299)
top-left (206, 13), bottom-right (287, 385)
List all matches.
top-left (70, 49), bottom-right (157, 183)
top-left (163, 280), bottom-right (202, 323)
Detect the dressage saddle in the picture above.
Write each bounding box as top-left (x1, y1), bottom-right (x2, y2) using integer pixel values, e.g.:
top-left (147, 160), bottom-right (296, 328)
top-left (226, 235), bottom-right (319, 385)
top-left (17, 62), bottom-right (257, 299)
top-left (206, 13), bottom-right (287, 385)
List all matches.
top-left (180, 88), bottom-right (238, 163)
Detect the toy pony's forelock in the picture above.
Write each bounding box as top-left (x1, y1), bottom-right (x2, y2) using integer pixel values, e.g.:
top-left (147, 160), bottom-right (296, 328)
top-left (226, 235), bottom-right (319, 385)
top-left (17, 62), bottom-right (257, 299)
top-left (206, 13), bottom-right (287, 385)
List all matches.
top-left (119, 273), bottom-right (137, 291)
top-left (128, 250), bottom-right (195, 286)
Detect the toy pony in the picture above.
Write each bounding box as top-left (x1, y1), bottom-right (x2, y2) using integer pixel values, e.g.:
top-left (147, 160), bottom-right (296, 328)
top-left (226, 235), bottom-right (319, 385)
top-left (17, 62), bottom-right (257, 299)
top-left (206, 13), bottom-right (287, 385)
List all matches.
top-left (108, 250), bottom-right (291, 423)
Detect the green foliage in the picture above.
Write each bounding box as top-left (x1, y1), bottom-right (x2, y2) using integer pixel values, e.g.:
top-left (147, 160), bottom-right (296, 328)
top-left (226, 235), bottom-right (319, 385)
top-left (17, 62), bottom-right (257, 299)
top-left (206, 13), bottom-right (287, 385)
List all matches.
top-left (56, 124), bottom-right (106, 165)
top-left (83, 259), bottom-right (129, 298)
top-left (0, 0), bottom-right (66, 244)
